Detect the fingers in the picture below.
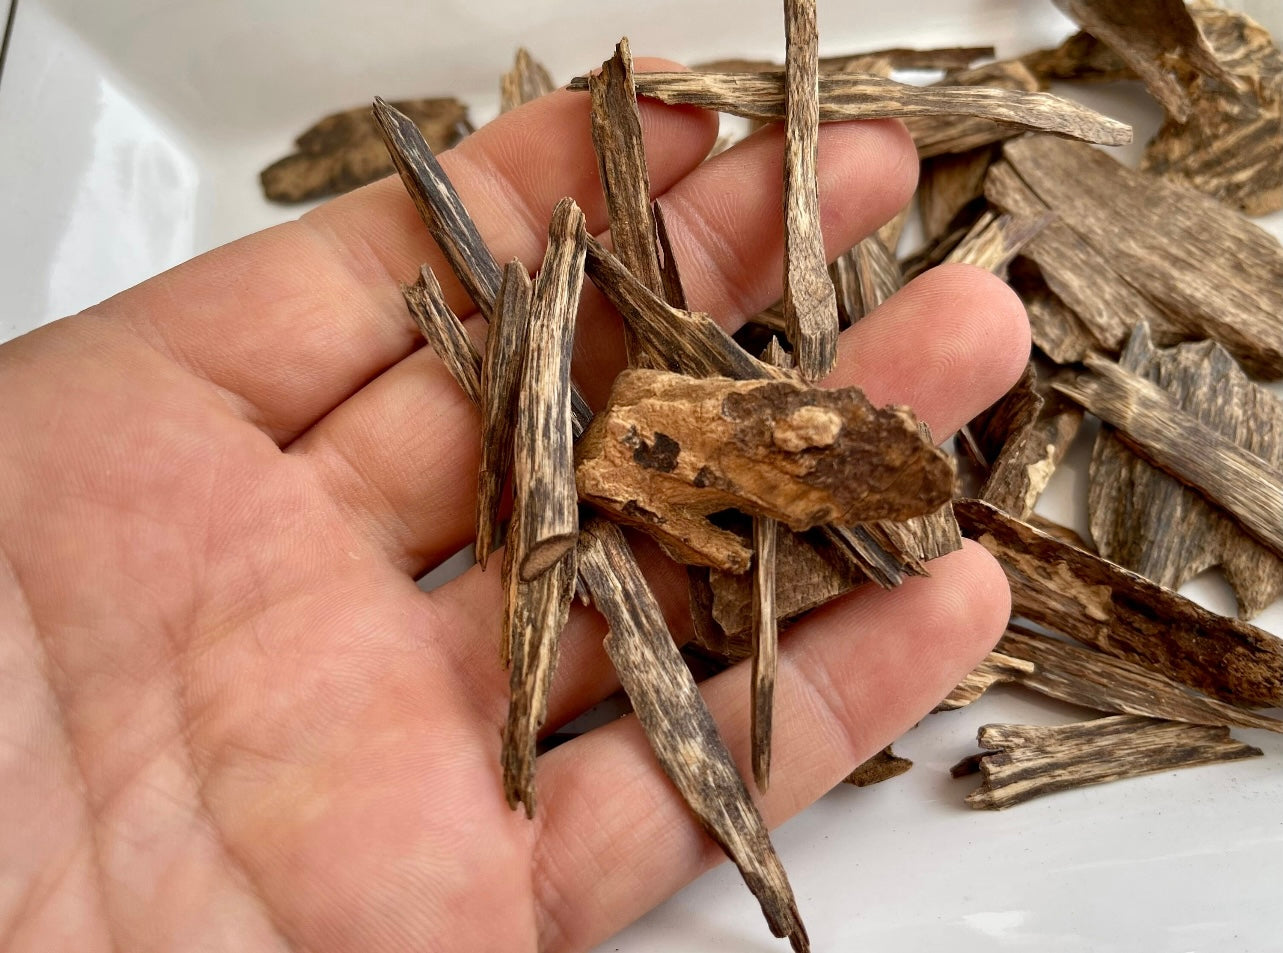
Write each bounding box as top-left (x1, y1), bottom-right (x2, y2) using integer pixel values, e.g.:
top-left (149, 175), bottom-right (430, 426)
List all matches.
top-left (96, 62), bottom-right (717, 443)
top-left (528, 542), bottom-right (1009, 952)
top-left (293, 118), bottom-right (923, 575)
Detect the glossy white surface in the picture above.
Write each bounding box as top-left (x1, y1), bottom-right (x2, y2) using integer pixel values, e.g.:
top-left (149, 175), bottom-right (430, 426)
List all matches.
top-left (3, 2), bottom-right (1282, 950)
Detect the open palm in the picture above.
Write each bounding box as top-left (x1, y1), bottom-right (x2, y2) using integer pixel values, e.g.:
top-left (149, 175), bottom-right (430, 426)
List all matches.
top-left (0, 61), bottom-right (1028, 952)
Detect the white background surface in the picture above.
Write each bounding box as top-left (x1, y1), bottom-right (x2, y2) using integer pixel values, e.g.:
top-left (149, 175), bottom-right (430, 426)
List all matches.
top-left (3, 2), bottom-right (1283, 950)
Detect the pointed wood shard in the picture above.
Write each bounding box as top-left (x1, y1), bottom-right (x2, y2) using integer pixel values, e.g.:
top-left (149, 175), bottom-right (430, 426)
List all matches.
top-left (936, 652), bottom-right (1036, 711)
top-left (569, 72), bottom-right (1133, 148)
top-left (1055, 354), bottom-right (1283, 564)
top-left (782, 0), bottom-right (838, 380)
top-left (576, 369), bottom-right (955, 571)
top-left (844, 747), bottom-right (913, 787)
top-left (577, 518), bottom-right (810, 952)
top-left (901, 59), bottom-right (1041, 158)
top-left (476, 262), bottom-right (533, 568)
top-left (751, 513), bottom-right (779, 792)
top-left (401, 264), bottom-right (482, 406)
top-left (956, 499), bottom-right (1283, 708)
top-left (516, 199), bottom-right (586, 580)
top-left (501, 47), bottom-right (555, 113)
top-left (956, 715), bottom-right (1262, 810)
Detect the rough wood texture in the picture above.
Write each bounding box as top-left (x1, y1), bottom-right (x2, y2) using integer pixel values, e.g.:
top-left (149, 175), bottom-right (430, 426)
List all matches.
top-left (942, 210), bottom-right (1048, 279)
top-left (476, 262), bottom-right (533, 568)
top-left (1142, 2), bottom-right (1283, 217)
top-left (1087, 324), bottom-right (1283, 619)
top-left (995, 136), bottom-right (1283, 377)
top-left (955, 499), bottom-right (1283, 708)
top-left (902, 60), bottom-right (1042, 158)
top-left (782, 0), bottom-right (839, 381)
top-left (652, 200), bottom-right (689, 311)
top-left (590, 38), bottom-right (667, 368)
top-left (918, 145), bottom-right (998, 245)
top-left (401, 264), bottom-right (482, 406)
top-left (516, 199), bottom-right (586, 580)
top-left (695, 45), bottom-right (994, 75)
top-left (997, 626), bottom-right (1283, 734)
top-left (955, 715), bottom-right (1262, 810)
top-left (1051, 0), bottom-right (1236, 122)
top-left (576, 369), bottom-right (954, 572)
top-left (1056, 355), bottom-right (1283, 564)
top-left (501, 547), bottom-right (575, 815)
top-left (573, 71), bottom-right (1133, 148)
top-left (751, 514), bottom-right (779, 792)
top-left (577, 518), bottom-right (810, 952)
top-left (501, 47), bottom-right (555, 113)
top-left (831, 235), bottom-right (902, 325)
top-left (262, 98), bottom-right (470, 202)
top-left (969, 362), bottom-right (1083, 518)
top-left (936, 652), bottom-right (1036, 711)
top-left (1020, 30), bottom-right (1134, 86)
top-left (844, 747), bottom-right (913, 787)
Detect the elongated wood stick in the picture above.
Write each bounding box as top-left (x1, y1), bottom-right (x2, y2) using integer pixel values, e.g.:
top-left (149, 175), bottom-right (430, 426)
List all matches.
top-left (1055, 357), bottom-right (1283, 561)
top-left (476, 262), bottom-right (532, 568)
top-left (782, 0), bottom-right (838, 381)
top-left (567, 72), bottom-right (1133, 146)
top-left (751, 513), bottom-right (779, 792)
top-left (517, 199), bottom-right (586, 580)
top-left (400, 264), bottom-right (482, 406)
top-left (577, 518), bottom-right (810, 952)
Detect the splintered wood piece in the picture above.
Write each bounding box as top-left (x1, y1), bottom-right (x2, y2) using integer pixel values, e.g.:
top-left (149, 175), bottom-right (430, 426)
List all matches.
top-left (476, 262), bottom-right (533, 568)
top-left (984, 158), bottom-right (1164, 363)
top-left (375, 98), bottom-right (595, 434)
top-left (501, 548), bottom-right (576, 815)
top-left (844, 747), bottom-right (913, 787)
top-left (1087, 324), bottom-right (1283, 619)
top-left (573, 71), bottom-right (1133, 148)
top-left (1020, 30), bottom-right (1134, 86)
top-left (955, 499), bottom-right (1283, 708)
top-left (969, 363), bottom-right (1083, 518)
top-left (901, 60), bottom-right (1042, 158)
top-left (1056, 355), bottom-right (1283, 564)
top-left (998, 626), bottom-right (1283, 734)
top-left (584, 236), bottom-right (777, 381)
top-left (782, 0), bottom-right (839, 381)
top-left (590, 38), bottom-right (667, 369)
top-left (1141, 2), bottom-right (1283, 216)
top-left (262, 98), bottom-right (470, 203)
top-left (996, 136), bottom-right (1283, 377)
top-left (401, 264), bottom-right (482, 406)
top-left (1050, 0), bottom-right (1237, 123)
top-left (956, 715), bottom-right (1263, 810)
top-left (577, 519), bottom-right (810, 952)
top-left (936, 652), bottom-right (1036, 711)
top-left (832, 235), bottom-right (902, 325)
top-left (751, 514), bottom-right (779, 792)
top-left (501, 47), bottom-right (555, 113)
top-left (652, 200), bottom-right (689, 310)
top-left (918, 145), bottom-right (998, 244)
top-left (516, 199), bottom-right (586, 580)
top-left (942, 210), bottom-right (1049, 279)
top-left (695, 45), bottom-right (994, 75)
top-left (576, 369), bottom-right (955, 571)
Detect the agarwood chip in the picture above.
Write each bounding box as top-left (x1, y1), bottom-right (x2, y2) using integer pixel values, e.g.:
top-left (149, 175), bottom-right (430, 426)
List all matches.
top-left (955, 715), bottom-right (1262, 810)
top-left (695, 45), bottom-right (994, 75)
top-left (918, 145), bottom-right (999, 245)
top-left (1020, 30), bottom-right (1135, 86)
top-left (844, 747), bottom-right (913, 787)
top-left (1086, 323), bottom-right (1283, 619)
top-left (1050, 0), bottom-right (1238, 122)
top-left (400, 264), bottom-right (482, 407)
top-left (568, 71), bottom-right (1133, 148)
top-left (576, 369), bottom-right (955, 572)
top-left (262, 98), bottom-right (470, 203)
top-left (577, 519), bottom-right (810, 952)
top-left (997, 135), bottom-right (1283, 378)
top-left (1141, 2), bottom-right (1283, 216)
top-left (942, 210), bottom-right (1049, 279)
top-left (1056, 352), bottom-right (1283, 566)
top-left (955, 499), bottom-right (1283, 708)
top-left (902, 60), bottom-right (1041, 158)
top-left (501, 47), bottom-right (555, 113)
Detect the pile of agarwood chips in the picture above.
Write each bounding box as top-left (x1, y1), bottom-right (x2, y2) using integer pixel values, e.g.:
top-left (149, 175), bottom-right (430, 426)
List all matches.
top-left (264, 1), bottom-right (1283, 948)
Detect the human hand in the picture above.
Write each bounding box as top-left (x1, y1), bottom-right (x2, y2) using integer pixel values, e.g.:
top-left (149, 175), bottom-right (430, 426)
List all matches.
top-left (0, 60), bottom-right (1027, 952)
